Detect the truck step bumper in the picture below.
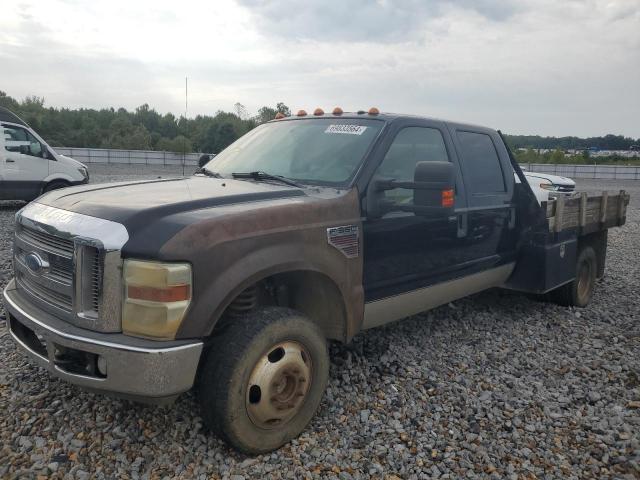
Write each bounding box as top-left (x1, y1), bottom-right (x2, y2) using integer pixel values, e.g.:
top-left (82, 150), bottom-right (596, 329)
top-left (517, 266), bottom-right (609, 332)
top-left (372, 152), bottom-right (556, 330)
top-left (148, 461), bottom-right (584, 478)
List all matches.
top-left (3, 280), bottom-right (203, 402)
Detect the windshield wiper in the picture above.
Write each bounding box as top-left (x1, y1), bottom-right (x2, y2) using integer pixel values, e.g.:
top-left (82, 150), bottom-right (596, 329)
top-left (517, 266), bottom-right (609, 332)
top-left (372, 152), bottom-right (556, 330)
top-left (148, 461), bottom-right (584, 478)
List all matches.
top-left (231, 171), bottom-right (303, 188)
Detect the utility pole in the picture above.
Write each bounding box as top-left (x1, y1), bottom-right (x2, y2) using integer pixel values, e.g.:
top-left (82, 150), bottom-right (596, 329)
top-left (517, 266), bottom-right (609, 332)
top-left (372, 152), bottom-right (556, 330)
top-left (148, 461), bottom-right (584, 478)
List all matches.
top-left (182, 77), bottom-right (188, 176)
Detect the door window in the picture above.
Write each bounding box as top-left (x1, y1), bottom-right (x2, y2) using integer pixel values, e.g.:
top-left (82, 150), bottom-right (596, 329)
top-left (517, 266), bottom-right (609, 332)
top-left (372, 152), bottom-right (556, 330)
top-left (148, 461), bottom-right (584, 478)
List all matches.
top-left (2, 125), bottom-right (45, 158)
top-left (376, 126), bottom-right (449, 203)
top-left (456, 131), bottom-right (505, 194)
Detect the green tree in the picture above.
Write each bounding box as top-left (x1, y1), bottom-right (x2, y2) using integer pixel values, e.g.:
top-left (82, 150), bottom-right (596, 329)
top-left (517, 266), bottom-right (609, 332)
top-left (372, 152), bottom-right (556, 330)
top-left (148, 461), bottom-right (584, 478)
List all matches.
top-left (255, 103), bottom-right (291, 124)
top-left (276, 102), bottom-right (290, 116)
top-left (234, 102), bottom-right (248, 120)
top-left (214, 123), bottom-right (237, 152)
top-left (550, 149), bottom-right (565, 163)
top-left (156, 135), bottom-right (193, 153)
top-left (256, 106), bottom-right (277, 124)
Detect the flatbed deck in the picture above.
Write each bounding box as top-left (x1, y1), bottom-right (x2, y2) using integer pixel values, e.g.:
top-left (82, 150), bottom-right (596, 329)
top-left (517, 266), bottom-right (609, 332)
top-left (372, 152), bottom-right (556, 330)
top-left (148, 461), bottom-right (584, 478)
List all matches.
top-left (546, 190), bottom-right (629, 235)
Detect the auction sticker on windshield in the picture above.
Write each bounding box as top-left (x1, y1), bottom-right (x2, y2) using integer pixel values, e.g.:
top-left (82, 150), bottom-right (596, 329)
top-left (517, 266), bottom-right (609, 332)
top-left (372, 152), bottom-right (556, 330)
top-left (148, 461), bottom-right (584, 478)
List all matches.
top-left (325, 124), bottom-right (368, 135)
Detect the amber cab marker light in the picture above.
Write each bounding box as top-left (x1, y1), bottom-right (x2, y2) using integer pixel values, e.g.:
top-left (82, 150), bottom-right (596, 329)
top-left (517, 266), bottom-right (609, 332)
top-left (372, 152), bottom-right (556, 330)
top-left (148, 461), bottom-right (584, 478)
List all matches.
top-left (274, 112), bottom-right (285, 119)
top-left (368, 107), bottom-right (380, 115)
top-left (313, 108), bottom-right (324, 116)
top-left (296, 109), bottom-right (307, 116)
top-left (441, 189), bottom-right (455, 208)
top-left (332, 107), bottom-right (343, 115)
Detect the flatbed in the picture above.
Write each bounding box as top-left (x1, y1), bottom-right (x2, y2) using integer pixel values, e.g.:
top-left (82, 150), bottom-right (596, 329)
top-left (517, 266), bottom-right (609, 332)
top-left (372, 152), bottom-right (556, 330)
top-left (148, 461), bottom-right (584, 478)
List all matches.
top-left (3, 109), bottom-right (629, 453)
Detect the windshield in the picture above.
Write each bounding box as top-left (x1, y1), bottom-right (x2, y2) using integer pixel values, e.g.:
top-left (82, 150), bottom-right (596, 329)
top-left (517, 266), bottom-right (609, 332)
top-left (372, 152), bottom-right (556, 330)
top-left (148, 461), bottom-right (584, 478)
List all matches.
top-left (205, 118), bottom-right (384, 185)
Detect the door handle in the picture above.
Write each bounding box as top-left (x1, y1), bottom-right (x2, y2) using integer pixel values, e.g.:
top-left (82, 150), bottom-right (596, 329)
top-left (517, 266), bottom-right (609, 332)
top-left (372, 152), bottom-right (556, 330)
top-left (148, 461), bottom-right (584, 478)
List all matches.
top-left (6, 159), bottom-right (15, 163)
top-left (457, 212), bottom-right (468, 238)
top-left (508, 207), bottom-right (516, 229)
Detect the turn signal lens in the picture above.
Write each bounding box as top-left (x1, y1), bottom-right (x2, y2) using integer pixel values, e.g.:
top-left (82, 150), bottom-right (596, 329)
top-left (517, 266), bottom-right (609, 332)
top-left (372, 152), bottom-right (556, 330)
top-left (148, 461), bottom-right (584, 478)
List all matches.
top-left (296, 109), bottom-right (307, 116)
top-left (368, 107), bottom-right (380, 115)
top-left (128, 284), bottom-right (190, 302)
top-left (441, 189), bottom-right (454, 208)
top-left (122, 260), bottom-right (192, 340)
top-left (332, 107), bottom-right (343, 115)
top-left (313, 108), bottom-right (324, 116)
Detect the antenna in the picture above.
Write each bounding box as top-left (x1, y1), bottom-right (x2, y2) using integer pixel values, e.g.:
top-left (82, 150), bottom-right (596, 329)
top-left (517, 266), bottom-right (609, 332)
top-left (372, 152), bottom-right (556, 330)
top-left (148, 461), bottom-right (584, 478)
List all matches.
top-left (183, 76), bottom-right (188, 177)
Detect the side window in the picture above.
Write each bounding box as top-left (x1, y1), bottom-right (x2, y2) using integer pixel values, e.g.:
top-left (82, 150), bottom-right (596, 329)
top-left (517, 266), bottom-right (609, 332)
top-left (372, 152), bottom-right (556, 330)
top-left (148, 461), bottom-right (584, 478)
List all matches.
top-left (456, 131), bottom-right (505, 194)
top-left (376, 126), bottom-right (449, 203)
top-left (3, 125), bottom-right (44, 158)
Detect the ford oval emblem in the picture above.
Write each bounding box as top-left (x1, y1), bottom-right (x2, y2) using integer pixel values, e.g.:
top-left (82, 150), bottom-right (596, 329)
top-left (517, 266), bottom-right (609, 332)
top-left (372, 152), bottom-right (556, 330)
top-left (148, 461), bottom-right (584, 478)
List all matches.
top-left (24, 252), bottom-right (47, 275)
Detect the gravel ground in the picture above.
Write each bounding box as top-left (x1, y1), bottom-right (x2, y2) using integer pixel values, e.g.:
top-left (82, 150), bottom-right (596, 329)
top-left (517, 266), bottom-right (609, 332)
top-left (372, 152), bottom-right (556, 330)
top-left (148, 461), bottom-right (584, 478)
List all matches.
top-left (1, 166), bottom-right (639, 479)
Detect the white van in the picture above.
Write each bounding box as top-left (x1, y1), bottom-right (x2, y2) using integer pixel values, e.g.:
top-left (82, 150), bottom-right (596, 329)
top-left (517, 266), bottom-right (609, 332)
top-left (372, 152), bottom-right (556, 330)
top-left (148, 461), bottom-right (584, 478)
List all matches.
top-left (0, 107), bottom-right (89, 201)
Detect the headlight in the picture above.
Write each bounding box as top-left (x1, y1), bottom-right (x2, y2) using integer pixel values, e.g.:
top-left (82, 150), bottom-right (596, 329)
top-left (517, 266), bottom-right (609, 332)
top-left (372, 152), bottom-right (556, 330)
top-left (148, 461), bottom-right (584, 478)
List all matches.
top-left (122, 260), bottom-right (192, 340)
top-left (77, 167), bottom-right (89, 179)
top-left (539, 182), bottom-right (558, 191)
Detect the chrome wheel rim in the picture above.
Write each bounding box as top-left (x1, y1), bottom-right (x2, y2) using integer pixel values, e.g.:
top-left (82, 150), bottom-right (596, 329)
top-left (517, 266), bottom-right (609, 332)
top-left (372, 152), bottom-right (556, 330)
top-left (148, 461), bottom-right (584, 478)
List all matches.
top-left (246, 341), bottom-right (312, 429)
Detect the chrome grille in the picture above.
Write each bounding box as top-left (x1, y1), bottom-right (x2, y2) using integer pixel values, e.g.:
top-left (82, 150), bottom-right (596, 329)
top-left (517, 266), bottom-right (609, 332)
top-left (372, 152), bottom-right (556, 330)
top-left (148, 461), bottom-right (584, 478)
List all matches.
top-left (90, 252), bottom-right (102, 314)
top-left (13, 225), bottom-right (105, 324)
top-left (14, 203), bottom-right (127, 333)
top-left (17, 225), bottom-right (74, 257)
top-left (16, 271), bottom-right (73, 312)
top-left (14, 225), bottom-right (75, 316)
top-left (49, 258), bottom-right (73, 282)
top-left (79, 246), bottom-right (103, 318)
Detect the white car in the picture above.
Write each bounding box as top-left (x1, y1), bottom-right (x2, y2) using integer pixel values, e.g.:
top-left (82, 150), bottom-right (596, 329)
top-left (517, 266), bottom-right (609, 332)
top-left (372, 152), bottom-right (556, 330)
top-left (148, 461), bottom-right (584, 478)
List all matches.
top-left (514, 169), bottom-right (576, 205)
top-left (524, 171), bottom-right (575, 205)
top-left (0, 107), bottom-right (89, 201)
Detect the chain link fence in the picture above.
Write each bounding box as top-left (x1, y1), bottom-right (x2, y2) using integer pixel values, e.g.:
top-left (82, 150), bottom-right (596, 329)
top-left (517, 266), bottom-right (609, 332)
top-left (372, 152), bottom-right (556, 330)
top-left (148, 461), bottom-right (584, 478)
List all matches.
top-left (55, 147), bottom-right (205, 166)
top-left (522, 163), bottom-right (640, 180)
top-left (55, 148), bottom-right (640, 179)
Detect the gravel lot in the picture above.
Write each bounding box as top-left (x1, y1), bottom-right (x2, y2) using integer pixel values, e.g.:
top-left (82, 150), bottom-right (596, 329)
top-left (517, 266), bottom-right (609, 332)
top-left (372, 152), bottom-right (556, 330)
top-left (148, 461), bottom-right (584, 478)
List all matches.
top-left (1, 166), bottom-right (639, 479)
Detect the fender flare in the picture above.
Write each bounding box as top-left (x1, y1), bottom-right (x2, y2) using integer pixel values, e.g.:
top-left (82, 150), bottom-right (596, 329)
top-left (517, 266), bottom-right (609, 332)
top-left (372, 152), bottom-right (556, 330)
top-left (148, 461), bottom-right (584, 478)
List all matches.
top-left (176, 240), bottom-right (364, 341)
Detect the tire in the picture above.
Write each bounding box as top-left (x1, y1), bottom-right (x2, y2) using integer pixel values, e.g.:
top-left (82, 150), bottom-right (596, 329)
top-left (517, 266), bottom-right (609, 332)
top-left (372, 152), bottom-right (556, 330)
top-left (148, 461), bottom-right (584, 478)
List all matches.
top-left (43, 180), bottom-right (70, 193)
top-left (197, 307), bottom-right (329, 454)
top-left (549, 246), bottom-right (597, 307)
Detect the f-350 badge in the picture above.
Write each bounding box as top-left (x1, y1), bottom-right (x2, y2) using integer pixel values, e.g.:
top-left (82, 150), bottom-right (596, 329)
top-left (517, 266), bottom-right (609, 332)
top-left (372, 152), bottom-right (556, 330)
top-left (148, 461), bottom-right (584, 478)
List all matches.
top-left (327, 225), bottom-right (359, 259)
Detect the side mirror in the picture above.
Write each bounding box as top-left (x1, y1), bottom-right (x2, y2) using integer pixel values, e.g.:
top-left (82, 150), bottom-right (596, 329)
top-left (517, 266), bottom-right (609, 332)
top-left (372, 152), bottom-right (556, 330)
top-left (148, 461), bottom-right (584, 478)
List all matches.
top-left (366, 161), bottom-right (455, 218)
top-left (413, 161), bottom-right (455, 210)
top-left (19, 144), bottom-right (30, 155)
top-left (198, 154), bottom-right (210, 168)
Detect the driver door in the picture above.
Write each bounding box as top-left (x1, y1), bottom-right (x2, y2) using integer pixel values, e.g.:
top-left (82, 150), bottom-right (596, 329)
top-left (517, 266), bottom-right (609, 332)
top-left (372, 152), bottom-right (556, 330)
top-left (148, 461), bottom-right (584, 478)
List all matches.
top-left (2, 123), bottom-right (50, 200)
top-left (362, 121), bottom-right (468, 301)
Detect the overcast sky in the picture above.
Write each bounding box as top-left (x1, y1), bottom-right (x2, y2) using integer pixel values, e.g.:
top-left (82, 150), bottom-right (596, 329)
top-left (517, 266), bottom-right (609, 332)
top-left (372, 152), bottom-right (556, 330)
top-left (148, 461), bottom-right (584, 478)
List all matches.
top-left (1, 0), bottom-right (639, 137)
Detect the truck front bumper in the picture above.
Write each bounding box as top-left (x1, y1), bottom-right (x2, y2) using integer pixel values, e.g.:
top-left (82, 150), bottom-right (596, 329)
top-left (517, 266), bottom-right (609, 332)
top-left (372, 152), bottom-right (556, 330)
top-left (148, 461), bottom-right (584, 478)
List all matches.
top-left (3, 280), bottom-right (203, 403)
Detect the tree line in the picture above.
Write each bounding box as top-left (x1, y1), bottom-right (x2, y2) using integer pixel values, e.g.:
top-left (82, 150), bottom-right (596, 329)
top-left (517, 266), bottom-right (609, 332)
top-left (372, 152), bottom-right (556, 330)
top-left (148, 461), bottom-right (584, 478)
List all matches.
top-left (0, 91), bottom-right (289, 154)
top-left (1, 92), bottom-right (638, 155)
top-left (505, 134), bottom-right (639, 152)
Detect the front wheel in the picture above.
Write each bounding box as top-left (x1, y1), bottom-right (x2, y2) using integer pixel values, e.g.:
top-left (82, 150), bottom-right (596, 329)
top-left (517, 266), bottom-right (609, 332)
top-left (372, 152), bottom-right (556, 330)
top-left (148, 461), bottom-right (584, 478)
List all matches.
top-left (197, 307), bottom-right (329, 454)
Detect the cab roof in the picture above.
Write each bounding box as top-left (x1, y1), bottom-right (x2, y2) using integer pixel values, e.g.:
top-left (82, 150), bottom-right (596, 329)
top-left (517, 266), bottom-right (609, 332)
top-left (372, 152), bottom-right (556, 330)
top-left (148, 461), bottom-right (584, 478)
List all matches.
top-left (269, 110), bottom-right (496, 134)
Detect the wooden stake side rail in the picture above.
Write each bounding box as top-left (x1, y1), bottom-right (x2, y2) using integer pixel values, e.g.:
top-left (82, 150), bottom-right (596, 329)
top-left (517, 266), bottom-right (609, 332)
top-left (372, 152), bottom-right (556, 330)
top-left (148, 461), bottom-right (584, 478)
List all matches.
top-left (546, 190), bottom-right (630, 234)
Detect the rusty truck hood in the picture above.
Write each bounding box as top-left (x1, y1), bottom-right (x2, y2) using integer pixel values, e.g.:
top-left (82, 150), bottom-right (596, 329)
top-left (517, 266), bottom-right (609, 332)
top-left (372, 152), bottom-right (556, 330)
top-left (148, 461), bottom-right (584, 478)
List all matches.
top-left (35, 176), bottom-right (364, 341)
top-left (36, 176), bottom-right (306, 226)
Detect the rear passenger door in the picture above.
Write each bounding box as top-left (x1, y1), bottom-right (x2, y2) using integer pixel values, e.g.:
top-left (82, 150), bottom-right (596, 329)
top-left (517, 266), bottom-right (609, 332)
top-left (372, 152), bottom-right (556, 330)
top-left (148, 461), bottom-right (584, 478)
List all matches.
top-left (450, 128), bottom-right (517, 269)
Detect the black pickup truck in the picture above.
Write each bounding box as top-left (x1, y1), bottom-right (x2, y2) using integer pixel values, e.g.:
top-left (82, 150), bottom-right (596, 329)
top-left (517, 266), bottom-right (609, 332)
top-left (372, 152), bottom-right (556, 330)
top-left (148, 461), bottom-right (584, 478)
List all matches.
top-left (3, 108), bottom-right (629, 453)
